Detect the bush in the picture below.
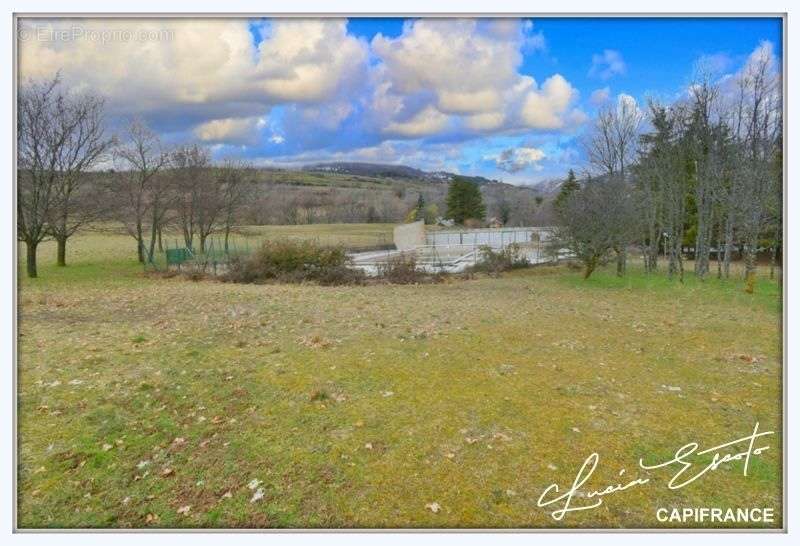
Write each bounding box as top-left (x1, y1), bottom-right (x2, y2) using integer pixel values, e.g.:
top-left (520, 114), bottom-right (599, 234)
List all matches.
top-left (375, 253), bottom-right (445, 284)
top-left (470, 244), bottom-right (529, 277)
top-left (376, 253), bottom-right (423, 284)
top-left (224, 239), bottom-right (362, 285)
top-left (316, 265), bottom-right (366, 286)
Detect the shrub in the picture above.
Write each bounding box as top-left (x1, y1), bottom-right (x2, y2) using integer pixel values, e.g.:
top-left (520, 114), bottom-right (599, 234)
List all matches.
top-left (376, 253), bottom-right (423, 284)
top-left (470, 244), bottom-right (529, 277)
top-left (224, 239), bottom-right (360, 285)
top-left (375, 253), bottom-right (445, 284)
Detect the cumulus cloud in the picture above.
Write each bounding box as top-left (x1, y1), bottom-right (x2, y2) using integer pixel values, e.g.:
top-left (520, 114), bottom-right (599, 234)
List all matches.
top-left (194, 116), bottom-right (266, 145)
top-left (18, 17), bottom-right (586, 174)
top-left (385, 105), bottom-right (450, 137)
top-left (488, 146), bottom-right (546, 173)
top-left (18, 18), bottom-right (368, 136)
top-left (371, 19), bottom-right (581, 138)
top-left (589, 49), bottom-right (626, 80)
top-left (714, 41), bottom-right (781, 112)
top-left (590, 86), bottom-right (611, 106)
top-left (519, 74), bottom-right (580, 129)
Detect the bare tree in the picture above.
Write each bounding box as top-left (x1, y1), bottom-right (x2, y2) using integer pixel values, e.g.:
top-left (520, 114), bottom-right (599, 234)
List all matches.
top-left (583, 94), bottom-right (643, 275)
top-left (46, 93), bottom-right (113, 266)
top-left (113, 119), bottom-right (168, 263)
top-left (731, 47), bottom-right (782, 284)
top-left (18, 75), bottom-right (112, 277)
top-left (217, 159), bottom-right (253, 252)
top-left (685, 66), bottom-right (730, 280)
top-left (170, 145), bottom-right (210, 250)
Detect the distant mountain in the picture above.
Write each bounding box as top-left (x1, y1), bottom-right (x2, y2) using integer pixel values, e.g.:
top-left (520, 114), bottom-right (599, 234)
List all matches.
top-left (302, 162), bottom-right (498, 186)
top-left (532, 178), bottom-right (565, 196)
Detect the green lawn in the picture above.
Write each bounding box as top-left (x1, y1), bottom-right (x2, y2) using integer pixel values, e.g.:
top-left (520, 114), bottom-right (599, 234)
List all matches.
top-left (17, 228), bottom-right (783, 528)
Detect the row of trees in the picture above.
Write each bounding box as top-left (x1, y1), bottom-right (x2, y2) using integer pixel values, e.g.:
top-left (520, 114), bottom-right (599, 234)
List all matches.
top-left (114, 121), bottom-right (252, 264)
top-left (555, 48), bottom-right (781, 284)
top-left (18, 76), bottom-right (253, 277)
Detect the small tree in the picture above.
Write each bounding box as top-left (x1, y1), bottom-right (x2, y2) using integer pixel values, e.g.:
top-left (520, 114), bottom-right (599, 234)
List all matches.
top-left (552, 177), bottom-right (636, 279)
top-left (445, 176), bottom-right (486, 225)
top-left (415, 193), bottom-right (426, 218)
top-left (498, 200), bottom-right (512, 225)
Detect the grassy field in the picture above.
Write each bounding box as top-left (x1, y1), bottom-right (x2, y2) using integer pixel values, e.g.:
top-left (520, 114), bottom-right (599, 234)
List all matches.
top-left (17, 226), bottom-right (782, 529)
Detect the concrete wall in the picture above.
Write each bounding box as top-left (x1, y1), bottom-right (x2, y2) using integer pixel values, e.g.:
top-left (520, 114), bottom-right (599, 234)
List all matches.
top-left (393, 220), bottom-right (426, 251)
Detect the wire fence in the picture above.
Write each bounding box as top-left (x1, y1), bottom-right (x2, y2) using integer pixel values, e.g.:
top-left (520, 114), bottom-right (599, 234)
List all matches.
top-left (142, 230), bottom-right (393, 273)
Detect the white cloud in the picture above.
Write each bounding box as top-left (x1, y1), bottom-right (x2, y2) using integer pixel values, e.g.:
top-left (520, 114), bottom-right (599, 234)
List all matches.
top-left (715, 41), bottom-right (781, 118)
top-left (385, 105), bottom-right (450, 137)
top-left (371, 18), bottom-right (581, 138)
top-left (519, 74), bottom-right (580, 130)
top-left (589, 49), bottom-right (626, 80)
top-left (590, 86), bottom-right (611, 106)
top-left (255, 20), bottom-right (368, 102)
top-left (488, 146), bottom-right (546, 173)
top-left (18, 17), bottom-right (588, 157)
top-left (18, 18), bottom-right (368, 137)
top-left (194, 116), bottom-right (265, 145)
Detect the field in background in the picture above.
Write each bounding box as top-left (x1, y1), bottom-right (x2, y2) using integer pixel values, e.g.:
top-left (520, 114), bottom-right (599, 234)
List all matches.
top-left (17, 227), bottom-right (782, 528)
top-left (18, 224), bottom-right (396, 284)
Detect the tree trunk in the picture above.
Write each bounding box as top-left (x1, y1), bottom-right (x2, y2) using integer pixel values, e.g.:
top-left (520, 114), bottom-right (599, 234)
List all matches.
top-left (56, 236), bottom-right (67, 267)
top-left (224, 224), bottom-right (231, 253)
top-left (648, 226), bottom-right (659, 273)
top-left (182, 219), bottom-right (193, 251)
top-left (25, 240), bottom-right (39, 278)
top-left (722, 215), bottom-right (734, 279)
top-left (615, 247), bottom-right (626, 277)
top-left (148, 221), bottom-right (158, 263)
top-left (583, 258), bottom-right (597, 280)
top-left (157, 227), bottom-right (163, 252)
top-left (769, 245), bottom-right (777, 280)
top-left (136, 222), bottom-right (145, 264)
top-left (743, 232), bottom-right (758, 284)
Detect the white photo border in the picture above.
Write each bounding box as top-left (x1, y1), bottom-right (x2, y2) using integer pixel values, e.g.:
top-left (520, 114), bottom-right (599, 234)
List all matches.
top-left (3, 1), bottom-right (794, 544)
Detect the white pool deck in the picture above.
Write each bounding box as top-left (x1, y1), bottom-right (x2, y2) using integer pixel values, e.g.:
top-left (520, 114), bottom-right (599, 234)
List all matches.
top-left (349, 225), bottom-right (562, 275)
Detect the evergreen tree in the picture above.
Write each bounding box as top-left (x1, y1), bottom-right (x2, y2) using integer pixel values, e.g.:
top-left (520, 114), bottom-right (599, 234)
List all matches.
top-left (415, 193), bottom-right (426, 219)
top-left (445, 176), bottom-right (486, 224)
top-left (554, 169), bottom-right (580, 210)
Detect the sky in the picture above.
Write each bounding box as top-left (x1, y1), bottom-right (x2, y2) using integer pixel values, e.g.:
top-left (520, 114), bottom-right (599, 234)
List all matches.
top-left (18, 17), bottom-right (782, 184)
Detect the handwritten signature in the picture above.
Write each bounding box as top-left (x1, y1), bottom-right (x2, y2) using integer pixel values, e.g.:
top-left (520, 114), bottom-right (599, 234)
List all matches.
top-left (536, 422), bottom-right (774, 521)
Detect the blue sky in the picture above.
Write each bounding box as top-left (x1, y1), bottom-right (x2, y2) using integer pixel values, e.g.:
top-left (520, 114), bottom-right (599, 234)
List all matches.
top-left (20, 17), bottom-right (782, 184)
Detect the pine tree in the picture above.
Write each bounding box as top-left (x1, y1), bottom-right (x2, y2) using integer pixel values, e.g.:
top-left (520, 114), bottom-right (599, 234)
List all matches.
top-left (554, 169), bottom-right (580, 211)
top-left (445, 176), bottom-right (486, 224)
top-left (416, 193), bottom-right (426, 220)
